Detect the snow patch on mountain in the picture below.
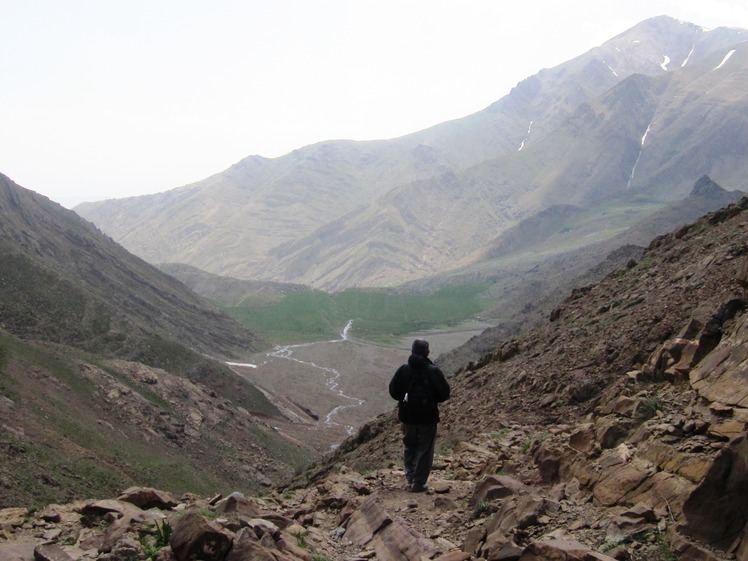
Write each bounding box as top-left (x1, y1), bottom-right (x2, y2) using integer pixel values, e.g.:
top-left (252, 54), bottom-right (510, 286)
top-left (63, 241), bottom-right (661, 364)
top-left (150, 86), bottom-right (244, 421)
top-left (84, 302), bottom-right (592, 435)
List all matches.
top-left (714, 49), bottom-right (736, 70)
top-left (682, 44), bottom-right (695, 67)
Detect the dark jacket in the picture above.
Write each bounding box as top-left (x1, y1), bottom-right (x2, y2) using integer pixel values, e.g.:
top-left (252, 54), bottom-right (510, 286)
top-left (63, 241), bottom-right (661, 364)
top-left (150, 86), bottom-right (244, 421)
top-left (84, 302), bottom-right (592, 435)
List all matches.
top-left (389, 353), bottom-right (450, 424)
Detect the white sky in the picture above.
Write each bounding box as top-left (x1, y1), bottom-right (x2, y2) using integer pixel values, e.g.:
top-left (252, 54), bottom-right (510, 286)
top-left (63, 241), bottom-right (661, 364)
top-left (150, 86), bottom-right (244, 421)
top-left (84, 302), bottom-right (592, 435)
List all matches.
top-left (2, 0), bottom-right (748, 208)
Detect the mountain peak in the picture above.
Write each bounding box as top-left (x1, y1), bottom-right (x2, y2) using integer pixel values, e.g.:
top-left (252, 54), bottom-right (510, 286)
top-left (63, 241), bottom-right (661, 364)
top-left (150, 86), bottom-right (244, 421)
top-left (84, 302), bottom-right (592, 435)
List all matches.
top-left (691, 174), bottom-right (726, 197)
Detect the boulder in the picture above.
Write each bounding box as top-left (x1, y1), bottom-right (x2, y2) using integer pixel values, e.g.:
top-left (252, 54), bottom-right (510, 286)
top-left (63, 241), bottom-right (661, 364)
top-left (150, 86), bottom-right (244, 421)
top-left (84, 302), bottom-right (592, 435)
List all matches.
top-left (484, 494), bottom-right (546, 538)
top-left (681, 433), bottom-right (748, 552)
top-left (689, 312), bottom-right (748, 407)
top-left (343, 496), bottom-right (391, 547)
top-left (469, 475), bottom-right (528, 507)
top-left (482, 532), bottom-right (522, 561)
top-left (569, 424), bottom-right (596, 454)
top-left (169, 512), bottom-right (232, 561)
top-left (605, 503), bottom-right (657, 543)
top-left (669, 531), bottom-right (725, 561)
top-left (592, 458), bottom-right (654, 506)
top-left (98, 534), bottom-right (148, 561)
top-left (594, 416), bottom-right (630, 450)
top-left (343, 496), bottom-right (437, 561)
top-left (226, 528), bottom-right (276, 561)
top-left (118, 487), bottom-right (178, 510)
top-left (214, 492), bottom-right (259, 517)
top-left (32, 544), bottom-right (74, 561)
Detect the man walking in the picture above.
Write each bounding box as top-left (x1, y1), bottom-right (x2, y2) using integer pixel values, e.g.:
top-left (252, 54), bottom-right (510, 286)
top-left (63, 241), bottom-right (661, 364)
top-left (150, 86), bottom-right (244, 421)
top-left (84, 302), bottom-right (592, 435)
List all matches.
top-left (389, 339), bottom-right (450, 492)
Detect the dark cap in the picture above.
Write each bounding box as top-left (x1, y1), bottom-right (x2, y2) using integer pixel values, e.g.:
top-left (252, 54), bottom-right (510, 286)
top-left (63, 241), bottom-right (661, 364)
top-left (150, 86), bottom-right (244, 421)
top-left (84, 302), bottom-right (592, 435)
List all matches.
top-left (411, 339), bottom-right (430, 356)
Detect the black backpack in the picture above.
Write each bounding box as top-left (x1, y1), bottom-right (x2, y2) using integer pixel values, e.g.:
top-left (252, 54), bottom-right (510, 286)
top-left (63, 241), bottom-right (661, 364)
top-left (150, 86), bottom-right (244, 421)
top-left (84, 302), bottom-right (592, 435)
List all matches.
top-left (404, 369), bottom-right (436, 415)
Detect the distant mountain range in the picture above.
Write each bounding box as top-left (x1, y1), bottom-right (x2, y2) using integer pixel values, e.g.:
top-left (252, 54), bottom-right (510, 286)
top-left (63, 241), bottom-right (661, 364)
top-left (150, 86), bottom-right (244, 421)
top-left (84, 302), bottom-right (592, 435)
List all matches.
top-left (74, 16), bottom-right (748, 291)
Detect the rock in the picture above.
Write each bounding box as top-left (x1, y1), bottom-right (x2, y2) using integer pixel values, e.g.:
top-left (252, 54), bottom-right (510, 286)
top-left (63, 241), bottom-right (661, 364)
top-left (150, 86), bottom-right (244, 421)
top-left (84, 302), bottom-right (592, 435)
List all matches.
top-left (689, 312), bottom-right (748, 407)
top-left (0, 542), bottom-right (36, 561)
top-left (707, 420), bottom-right (745, 440)
top-left (32, 544), bottom-right (74, 561)
top-left (434, 496), bottom-right (458, 511)
top-left (669, 530), bottom-right (725, 561)
top-left (485, 494), bottom-right (546, 538)
top-left (276, 535), bottom-right (313, 561)
top-left (433, 551), bottom-right (472, 561)
top-left (343, 496), bottom-right (437, 561)
top-left (600, 396), bottom-right (639, 417)
top-left (80, 499), bottom-right (142, 520)
top-left (518, 537), bottom-right (618, 560)
top-left (482, 531), bottom-right (523, 561)
top-left (42, 529), bottom-right (62, 541)
top-left (592, 458), bottom-right (654, 506)
top-left (594, 416), bottom-right (630, 450)
top-left (343, 497), bottom-right (392, 547)
top-left (169, 512), bottom-right (232, 561)
top-left (98, 534), bottom-right (148, 561)
top-left (117, 487), bottom-right (178, 510)
top-left (226, 528), bottom-right (276, 561)
top-left (214, 492), bottom-right (259, 517)
top-left (569, 424), bottom-right (596, 454)
top-left (431, 481), bottom-right (451, 494)
top-left (0, 508), bottom-right (28, 530)
top-left (681, 433), bottom-right (748, 552)
top-left (606, 503), bottom-right (657, 542)
top-left (469, 475), bottom-right (528, 507)
top-left (462, 526), bottom-right (486, 555)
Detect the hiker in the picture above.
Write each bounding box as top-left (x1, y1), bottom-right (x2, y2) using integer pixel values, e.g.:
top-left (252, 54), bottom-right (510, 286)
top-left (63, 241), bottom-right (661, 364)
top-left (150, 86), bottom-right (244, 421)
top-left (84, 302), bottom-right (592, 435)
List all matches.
top-left (388, 339), bottom-right (450, 492)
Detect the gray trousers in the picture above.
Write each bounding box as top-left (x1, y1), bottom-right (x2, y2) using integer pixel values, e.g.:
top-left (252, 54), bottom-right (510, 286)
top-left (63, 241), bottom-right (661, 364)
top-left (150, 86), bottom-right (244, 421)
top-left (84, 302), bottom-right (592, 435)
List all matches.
top-left (401, 423), bottom-right (437, 487)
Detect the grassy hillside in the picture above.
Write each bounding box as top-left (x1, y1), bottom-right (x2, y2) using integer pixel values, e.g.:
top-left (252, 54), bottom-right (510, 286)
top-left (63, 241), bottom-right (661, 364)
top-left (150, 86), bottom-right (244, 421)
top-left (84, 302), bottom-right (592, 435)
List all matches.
top-left (0, 331), bottom-right (303, 507)
top-left (222, 284), bottom-right (491, 344)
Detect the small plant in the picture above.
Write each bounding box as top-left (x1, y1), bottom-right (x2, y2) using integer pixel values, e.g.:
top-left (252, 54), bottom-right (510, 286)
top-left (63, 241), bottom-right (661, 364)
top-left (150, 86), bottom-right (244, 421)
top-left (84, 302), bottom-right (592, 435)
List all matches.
top-left (473, 500), bottom-right (492, 519)
top-left (490, 428), bottom-right (510, 440)
top-left (638, 394), bottom-right (662, 420)
top-left (521, 433), bottom-right (549, 453)
top-left (24, 505), bottom-right (39, 523)
top-left (139, 519), bottom-right (172, 560)
top-left (654, 534), bottom-right (679, 561)
top-left (197, 507), bottom-right (218, 520)
top-left (291, 530), bottom-right (308, 549)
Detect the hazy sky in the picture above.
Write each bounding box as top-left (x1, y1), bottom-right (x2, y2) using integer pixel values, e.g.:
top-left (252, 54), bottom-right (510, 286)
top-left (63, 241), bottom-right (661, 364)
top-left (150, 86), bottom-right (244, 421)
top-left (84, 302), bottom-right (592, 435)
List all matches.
top-left (2, 1), bottom-right (747, 208)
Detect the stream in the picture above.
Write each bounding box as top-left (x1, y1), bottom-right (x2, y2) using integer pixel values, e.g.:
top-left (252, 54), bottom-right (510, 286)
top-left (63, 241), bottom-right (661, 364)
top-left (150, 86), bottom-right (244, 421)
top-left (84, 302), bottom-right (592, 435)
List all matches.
top-left (228, 320), bottom-right (365, 443)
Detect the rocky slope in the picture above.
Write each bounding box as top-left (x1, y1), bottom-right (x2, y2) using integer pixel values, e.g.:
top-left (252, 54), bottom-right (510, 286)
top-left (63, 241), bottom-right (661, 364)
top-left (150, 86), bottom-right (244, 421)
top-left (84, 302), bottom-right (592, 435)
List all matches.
top-left (435, 175), bottom-right (745, 375)
top-left (2, 202), bottom-right (746, 560)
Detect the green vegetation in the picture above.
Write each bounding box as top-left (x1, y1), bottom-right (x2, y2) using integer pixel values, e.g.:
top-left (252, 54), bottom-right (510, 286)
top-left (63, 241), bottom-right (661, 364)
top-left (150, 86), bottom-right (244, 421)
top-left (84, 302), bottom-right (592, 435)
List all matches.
top-left (292, 530), bottom-right (308, 549)
top-left (638, 393), bottom-right (662, 420)
top-left (490, 428), bottom-right (510, 440)
top-left (473, 500), bottom-right (492, 519)
top-left (600, 531), bottom-right (677, 561)
top-left (291, 529), bottom-right (331, 561)
top-left (224, 283), bottom-right (490, 344)
top-left (140, 519), bottom-right (173, 560)
top-left (521, 433), bottom-right (550, 453)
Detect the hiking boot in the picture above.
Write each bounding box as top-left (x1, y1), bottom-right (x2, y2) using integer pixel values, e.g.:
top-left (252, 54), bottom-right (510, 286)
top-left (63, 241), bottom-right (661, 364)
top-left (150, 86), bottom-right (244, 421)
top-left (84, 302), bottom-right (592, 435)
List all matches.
top-left (410, 484), bottom-right (427, 493)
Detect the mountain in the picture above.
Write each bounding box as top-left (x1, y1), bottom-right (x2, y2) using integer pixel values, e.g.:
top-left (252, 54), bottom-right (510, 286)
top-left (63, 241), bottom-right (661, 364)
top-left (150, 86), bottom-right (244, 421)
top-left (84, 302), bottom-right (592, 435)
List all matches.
top-left (0, 173), bottom-right (266, 363)
top-left (3, 198), bottom-right (746, 561)
top-left (0, 173), bottom-right (316, 504)
top-left (74, 17), bottom-right (748, 290)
